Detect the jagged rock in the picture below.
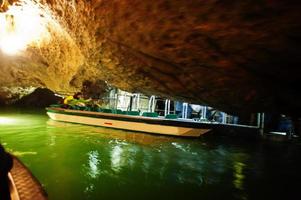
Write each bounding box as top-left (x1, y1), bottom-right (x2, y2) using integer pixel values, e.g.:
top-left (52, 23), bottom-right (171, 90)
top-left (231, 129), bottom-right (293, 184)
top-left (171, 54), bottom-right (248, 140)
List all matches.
top-left (14, 88), bottom-right (61, 107)
top-left (80, 80), bottom-right (110, 99)
top-left (0, 0), bottom-right (301, 115)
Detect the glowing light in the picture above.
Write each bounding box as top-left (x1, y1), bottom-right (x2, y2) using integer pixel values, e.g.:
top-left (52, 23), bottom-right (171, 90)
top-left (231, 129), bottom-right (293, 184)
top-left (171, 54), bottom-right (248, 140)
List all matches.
top-left (0, 0), bottom-right (50, 55)
top-left (0, 117), bottom-right (16, 124)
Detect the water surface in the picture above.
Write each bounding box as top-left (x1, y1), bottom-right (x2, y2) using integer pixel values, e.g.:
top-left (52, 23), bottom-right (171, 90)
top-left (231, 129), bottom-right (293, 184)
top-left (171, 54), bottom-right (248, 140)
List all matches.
top-left (1, 109), bottom-right (301, 200)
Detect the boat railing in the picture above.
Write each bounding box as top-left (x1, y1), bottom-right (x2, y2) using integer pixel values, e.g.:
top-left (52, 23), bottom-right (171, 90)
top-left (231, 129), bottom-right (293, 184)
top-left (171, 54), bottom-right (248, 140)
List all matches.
top-left (56, 88), bottom-right (263, 129)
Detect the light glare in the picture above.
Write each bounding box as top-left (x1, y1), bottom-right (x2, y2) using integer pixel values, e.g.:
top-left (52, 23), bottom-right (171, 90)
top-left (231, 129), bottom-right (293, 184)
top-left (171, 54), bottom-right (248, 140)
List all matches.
top-left (0, 0), bottom-right (50, 55)
top-left (0, 117), bottom-right (16, 124)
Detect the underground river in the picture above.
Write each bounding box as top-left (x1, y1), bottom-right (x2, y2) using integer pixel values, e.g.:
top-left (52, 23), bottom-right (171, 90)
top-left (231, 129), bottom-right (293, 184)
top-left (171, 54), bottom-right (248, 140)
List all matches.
top-left (1, 109), bottom-right (301, 200)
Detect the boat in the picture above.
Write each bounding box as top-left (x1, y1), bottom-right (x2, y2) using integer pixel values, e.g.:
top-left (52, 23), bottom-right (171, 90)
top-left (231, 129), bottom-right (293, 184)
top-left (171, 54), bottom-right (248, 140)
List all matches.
top-left (9, 156), bottom-right (48, 200)
top-left (46, 107), bottom-right (212, 137)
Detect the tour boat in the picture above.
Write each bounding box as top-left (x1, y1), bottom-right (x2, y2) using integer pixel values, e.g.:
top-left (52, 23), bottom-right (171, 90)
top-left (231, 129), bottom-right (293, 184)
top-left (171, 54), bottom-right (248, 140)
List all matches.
top-left (46, 107), bottom-right (212, 137)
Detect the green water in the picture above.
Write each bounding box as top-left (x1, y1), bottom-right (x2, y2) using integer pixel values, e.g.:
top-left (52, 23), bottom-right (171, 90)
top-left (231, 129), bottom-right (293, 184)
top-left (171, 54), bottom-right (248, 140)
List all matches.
top-left (1, 109), bottom-right (301, 200)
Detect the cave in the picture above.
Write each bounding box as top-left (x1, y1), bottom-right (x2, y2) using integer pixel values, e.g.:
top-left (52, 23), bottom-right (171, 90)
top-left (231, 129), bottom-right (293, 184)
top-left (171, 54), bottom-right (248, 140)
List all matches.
top-left (0, 0), bottom-right (300, 116)
top-left (1, 1), bottom-right (301, 200)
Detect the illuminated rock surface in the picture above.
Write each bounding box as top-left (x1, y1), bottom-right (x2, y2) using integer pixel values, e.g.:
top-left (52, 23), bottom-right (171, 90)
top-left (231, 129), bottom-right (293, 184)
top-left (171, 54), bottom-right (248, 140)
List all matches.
top-left (0, 0), bottom-right (301, 115)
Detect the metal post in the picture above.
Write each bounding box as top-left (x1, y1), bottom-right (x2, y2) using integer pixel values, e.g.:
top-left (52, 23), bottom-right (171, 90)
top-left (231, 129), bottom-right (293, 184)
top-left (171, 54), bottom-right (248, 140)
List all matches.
top-left (148, 96), bottom-right (152, 112)
top-left (164, 99), bottom-right (171, 116)
top-left (148, 95), bottom-right (156, 112)
top-left (129, 95), bottom-right (133, 111)
top-left (182, 103), bottom-right (188, 119)
top-left (132, 94), bottom-right (136, 111)
top-left (182, 103), bottom-right (185, 119)
top-left (203, 106), bottom-right (207, 119)
top-left (257, 113), bottom-right (265, 136)
top-left (260, 113), bottom-right (265, 136)
top-left (185, 103), bottom-right (188, 119)
top-left (136, 94), bottom-right (140, 111)
top-left (152, 96), bottom-right (156, 112)
top-left (167, 100), bottom-right (171, 115)
top-left (257, 113), bottom-right (261, 128)
top-left (222, 112), bottom-right (227, 124)
top-left (164, 99), bottom-right (168, 116)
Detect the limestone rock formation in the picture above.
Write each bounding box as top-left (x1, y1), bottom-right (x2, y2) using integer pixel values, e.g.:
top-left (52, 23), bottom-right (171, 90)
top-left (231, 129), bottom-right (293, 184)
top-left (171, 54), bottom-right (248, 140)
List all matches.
top-left (0, 0), bottom-right (301, 115)
top-left (14, 87), bottom-right (61, 107)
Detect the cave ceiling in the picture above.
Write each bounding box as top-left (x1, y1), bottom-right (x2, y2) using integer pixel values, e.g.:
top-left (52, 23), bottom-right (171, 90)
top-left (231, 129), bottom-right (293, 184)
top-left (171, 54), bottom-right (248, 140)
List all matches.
top-left (0, 0), bottom-right (301, 115)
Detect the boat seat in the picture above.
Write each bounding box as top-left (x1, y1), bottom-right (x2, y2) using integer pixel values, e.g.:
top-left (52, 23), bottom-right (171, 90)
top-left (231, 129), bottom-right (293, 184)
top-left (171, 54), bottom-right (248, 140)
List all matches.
top-left (165, 114), bottom-right (178, 119)
top-left (90, 107), bottom-right (99, 112)
top-left (84, 106), bottom-right (91, 111)
top-left (122, 111), bottom-right (140, 116)
top-left (95, 107), bottom-right (102, 112)
top-left (142, 112), bottom-right (159, 117)
top-left (78, 106), bottom-right (86, 111)
top-left (101, 108), bottom-right (113, 113)
top-left (111, 109), bottom-right (123, 114)
top-left (71, 105), bottom-right (80, 110)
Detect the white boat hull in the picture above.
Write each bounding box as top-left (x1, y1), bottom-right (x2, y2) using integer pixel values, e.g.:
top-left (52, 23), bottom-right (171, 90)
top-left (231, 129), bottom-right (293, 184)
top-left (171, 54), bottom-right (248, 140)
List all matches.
top-left (47, 112), bottom-right (210, 137)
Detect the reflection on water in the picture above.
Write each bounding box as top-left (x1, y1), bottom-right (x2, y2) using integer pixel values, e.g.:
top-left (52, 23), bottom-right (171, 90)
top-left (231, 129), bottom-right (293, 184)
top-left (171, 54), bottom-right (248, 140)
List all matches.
top-left (0, 116), bottom-right (17, 125)
top-left (1, 110), bottom-right (301, 200)
top-left (6, 149), bottom-right (37, 156)
top-left (111, 145), bottom-right (123, 172)
top-left (233, 161), bottom-right (245, 190)
top-left (87, 150), bottom-right (100, 179)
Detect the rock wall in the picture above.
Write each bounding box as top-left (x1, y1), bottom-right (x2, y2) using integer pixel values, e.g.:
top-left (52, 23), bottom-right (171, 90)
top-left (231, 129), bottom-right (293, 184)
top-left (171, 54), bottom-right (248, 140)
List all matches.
top-left (1, 0), bottom-right (301, 115)
top-left (14, 87), bottom-right (62, 107)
